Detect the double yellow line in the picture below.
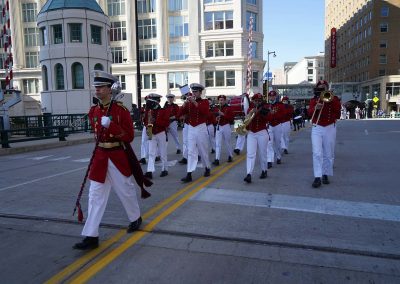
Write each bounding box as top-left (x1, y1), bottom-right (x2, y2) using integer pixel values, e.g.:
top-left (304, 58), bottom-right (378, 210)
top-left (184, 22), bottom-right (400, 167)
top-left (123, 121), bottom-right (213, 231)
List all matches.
top-left (46, 155), bottom-right (245, 283)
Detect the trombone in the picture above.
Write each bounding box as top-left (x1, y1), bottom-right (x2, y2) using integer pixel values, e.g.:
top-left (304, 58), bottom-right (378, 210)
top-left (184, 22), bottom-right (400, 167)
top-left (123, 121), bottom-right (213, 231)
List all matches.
top-left (310, 91), bottom-right (334, 125)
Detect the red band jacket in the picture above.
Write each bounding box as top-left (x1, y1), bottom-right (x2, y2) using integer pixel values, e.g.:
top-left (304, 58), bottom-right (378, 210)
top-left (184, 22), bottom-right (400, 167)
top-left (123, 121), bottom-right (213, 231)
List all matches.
top-left (164, 102), bottom-right (180, 123)
top-left (143, 108), bottom-right (171, 135)
top-left (308, 96), bottom-right (341, 126)
top-left (282, 104), bottom-right (294, 123)
top-left (88, 102), bottom-right (133, 183)
top-left (246, 104), bottom-right (273, 133)
top-left (178, 98), bottom-right (210, 127)
top-left (213, 104), bottom-right (234, 126)
top-left (266, 102), bottom-right (286, 126)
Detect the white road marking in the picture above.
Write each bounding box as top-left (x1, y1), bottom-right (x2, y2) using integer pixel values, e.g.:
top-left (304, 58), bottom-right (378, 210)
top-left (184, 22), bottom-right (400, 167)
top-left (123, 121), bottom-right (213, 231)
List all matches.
top-left (49, 156), bottom-right (71, 161)
top-left (73, 158), bottom-right (91, 163)
top-left (192, 188), bottom-right (400, 222)
top-left (0, 167), bottom-right (87, 192)
top-left (155, 160), bottom-right (178, 167)
top-left (364, 129), bottom-right (369, 135)
top-left (28, 155), bottom-right (54, 160)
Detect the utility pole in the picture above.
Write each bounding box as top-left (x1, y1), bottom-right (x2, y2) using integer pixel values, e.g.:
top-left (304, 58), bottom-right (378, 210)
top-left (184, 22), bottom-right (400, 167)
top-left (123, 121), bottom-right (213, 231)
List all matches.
top-left (134, 0), bottom-right (142, 128)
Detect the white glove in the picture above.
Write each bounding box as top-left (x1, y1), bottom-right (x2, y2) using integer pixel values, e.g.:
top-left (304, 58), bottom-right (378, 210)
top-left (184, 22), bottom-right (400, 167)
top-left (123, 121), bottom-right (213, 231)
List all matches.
top-left (101, 116), bottom-right (111, 128)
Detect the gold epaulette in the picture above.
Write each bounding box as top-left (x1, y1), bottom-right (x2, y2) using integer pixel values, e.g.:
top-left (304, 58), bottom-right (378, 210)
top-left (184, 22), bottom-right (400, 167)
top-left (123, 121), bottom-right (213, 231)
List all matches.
top-left (116, 101), bottom-right (128, 111)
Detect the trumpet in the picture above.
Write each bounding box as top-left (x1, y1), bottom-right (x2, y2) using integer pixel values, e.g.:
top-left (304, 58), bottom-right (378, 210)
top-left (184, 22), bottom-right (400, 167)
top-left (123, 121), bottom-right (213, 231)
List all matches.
top-left (310, 91), bottom-right (334, 125)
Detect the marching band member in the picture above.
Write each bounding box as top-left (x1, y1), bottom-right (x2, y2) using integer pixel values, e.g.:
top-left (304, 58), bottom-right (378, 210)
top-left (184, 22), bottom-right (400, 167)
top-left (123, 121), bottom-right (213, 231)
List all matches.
top-left (207, 98), bottom-right (217, 154)
top-left (179, 83), bottom-right (211, 183)
top-left (308, 80), bottom-right (341, 188)
top-left (144, 93), bottom-right (170, 179)
top-left (233, 93), bottom-right (250, 155)
top-left (266, 90), bottom-right (285, 166)
top-left (73, 71), bottom-right (142, 250)
top-left (281, 96), bottom-right (294, 154)
top-left (178, 93), bottom-right (190, 165)
top-left (164, 94), bottom-right (182, 154)
top-left (212, 95), bottom-right (234, 165)
top-left (243, 93), bottom-right (272, 183)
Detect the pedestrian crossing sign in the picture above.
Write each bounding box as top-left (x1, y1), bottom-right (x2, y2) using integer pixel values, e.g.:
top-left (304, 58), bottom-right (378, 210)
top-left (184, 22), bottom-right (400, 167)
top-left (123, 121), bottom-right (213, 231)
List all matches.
top-left (373, 96), bottom-right (379, 103)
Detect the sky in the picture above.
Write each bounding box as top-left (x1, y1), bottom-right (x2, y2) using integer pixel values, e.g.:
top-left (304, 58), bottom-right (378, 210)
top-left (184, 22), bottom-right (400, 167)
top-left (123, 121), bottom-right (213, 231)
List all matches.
top-left (263, 0), bottom-right (325, 71)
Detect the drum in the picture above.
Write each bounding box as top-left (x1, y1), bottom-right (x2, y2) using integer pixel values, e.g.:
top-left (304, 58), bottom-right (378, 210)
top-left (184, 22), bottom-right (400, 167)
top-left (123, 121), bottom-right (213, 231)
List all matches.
top-left (228, 94), bottom-right (250, 118)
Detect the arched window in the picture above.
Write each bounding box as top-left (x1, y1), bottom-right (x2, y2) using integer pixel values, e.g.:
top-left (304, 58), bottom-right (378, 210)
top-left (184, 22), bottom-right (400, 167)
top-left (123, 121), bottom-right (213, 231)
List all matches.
top-left (72, 62), bottom-right (84, 89)
top-left (94, 63), bottom-right (104, 70)
top-left (42, 65), bottom-right (48, 91)
top-left (55, 63), bottom-right (64, 90)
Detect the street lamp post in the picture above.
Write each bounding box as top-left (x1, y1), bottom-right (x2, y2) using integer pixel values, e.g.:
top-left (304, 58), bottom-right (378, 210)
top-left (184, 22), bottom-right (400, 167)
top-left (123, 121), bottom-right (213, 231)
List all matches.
top-left (266, 50), bottom-right (276, 96)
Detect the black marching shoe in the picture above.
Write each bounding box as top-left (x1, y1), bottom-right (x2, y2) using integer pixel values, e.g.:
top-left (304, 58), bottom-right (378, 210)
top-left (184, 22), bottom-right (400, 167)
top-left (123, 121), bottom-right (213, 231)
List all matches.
top-left (244, 174), bottom-right (252, 183)
top-left (144, 172), bottom-right (153, 179)
top-left (139, 158), bottom-right (146, 165)
top-left (212, 159), bottom-right (220, 166)
top-left (181, 172), bottom-right (192, 183)
top-left (277, 159), bottom-right (282, 164)
top-left (155, 156), bottom-right (161, 162)
top-left (127, 217), bottom-right (142, 233)
top-left (284, 149), bottom-right (288, 154)
top-left (160, 170), bottom-right (168, 177)
top-left (176, 149), bottom-right (181, 154)
top-left (227, 156), bottom-right (233, 163)
top-left (178, 157), bottom-right (187, 164)
top-left (73, 236), bottom-right (99, 250)
top-left (260, 171), bottom-right (267, 179)
top-left (312, 177), bottom-right (322, 188)
top-left (204, 167), bottom-right (211, 177)
top-left (267, 162), bottom-right (272, 169)
top-left (322, 175), bottom-right (330, 184)
top-left (233, 149), bottom-right (240, 155)
top-left (211, 149), bottom-right (215, 154)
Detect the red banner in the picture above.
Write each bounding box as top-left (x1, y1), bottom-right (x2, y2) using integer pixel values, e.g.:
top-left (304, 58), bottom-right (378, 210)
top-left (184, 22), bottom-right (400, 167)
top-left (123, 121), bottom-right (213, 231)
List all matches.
top-left (330, 27), bottom-right (337, 68)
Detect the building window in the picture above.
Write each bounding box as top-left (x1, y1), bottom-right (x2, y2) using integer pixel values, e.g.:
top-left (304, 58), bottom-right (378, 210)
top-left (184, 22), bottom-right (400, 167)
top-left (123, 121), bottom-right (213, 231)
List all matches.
top-left (379, 69), bottom-right (386, 76)
top-left (250, 41), bottom-right (257, 58)
top-left (0, 53), bottom-right (7, 69)
top-left (251, 71), bottom-right (258, 87)
top-left (107, 0), bottom-right (125, 16)
top-left (110, 21), bottom-right (127, 41)
top-left (22, 79), bottom-right (39, 94)
top-left (205, 41), bottom-right (233, 57)
top-left (168, 72), bottom-right (188, 89)
top-left (69, 23), bottom-right (82, 43)
top-left (169, 16), bottom-right (189, 37)
top-left (138, 18), bottom-right (157, 39)
top-left (308, 69), bottom-right (313, 74)
top-left (71, 62), bottom-right (84, 89)
top-left (168, 0), bottom-right (187, 11)
top-left (91, 25), bottom-right (102, 44)
top-left (115, 75), bottom-right (126, 89)
top-left (381, 6), bottom-right (389, 17)
top-left (25, 52), bottom-right (39, 68)
top-left (141, 74), bottom-right (156, 89)
top-left (111, 46), bottom-right (127, 63)
top-left (205, 11), bottom-right (233, 31)
top-left (40, 27), bottom-right (48, 46)
top-left (205, 70), bottom-right (235, 87)
top-left (55, 64), bottom-right (65, 90)
top-left (52, 24), bottom-right (63, 44)
top-left (42, 66), bottom-right (48, 91)
top-left (24, 28), bottom-right (39, 47)
top-left (204, 0), bottom-right (233, 3)
top-left (137, 0), bottom-right (156, 13)
top-left (246, 0), bottom-right (256, 4)
top-left (307, 61), bottom-right (313, 67)
top-left (94, 63), bottom-right (104, 70)
top-left (380, 23), bottom-right (388, 33)
top-left (379, 40), bottom-right (387, 48)
top-left (139, 44), bottom-right (157, 62)
top-left (22, 3), bottom-right (37, 22)
top-left (169, 42), bottom-right (188, 61)
top-left (246, 12), bottom-right (257, 31)
top-left (379, 54), bottom-right (387, 64)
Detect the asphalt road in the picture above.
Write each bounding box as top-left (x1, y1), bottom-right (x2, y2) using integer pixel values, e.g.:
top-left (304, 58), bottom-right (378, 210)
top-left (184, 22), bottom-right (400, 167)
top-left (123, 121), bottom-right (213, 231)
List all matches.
top-left (0, 119), bottom-right (399, 283)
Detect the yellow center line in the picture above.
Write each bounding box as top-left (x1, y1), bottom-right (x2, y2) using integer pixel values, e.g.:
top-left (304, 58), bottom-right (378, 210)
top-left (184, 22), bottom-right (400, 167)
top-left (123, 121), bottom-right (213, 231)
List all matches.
top-left (44, 158), bottom-right (241, 284)
top-left (69, 155), bottom-right (245, 283)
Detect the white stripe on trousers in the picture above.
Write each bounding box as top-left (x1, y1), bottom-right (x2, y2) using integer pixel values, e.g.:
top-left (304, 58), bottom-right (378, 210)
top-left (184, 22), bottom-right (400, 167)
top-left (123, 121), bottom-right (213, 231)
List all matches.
top-left (246, 130), bottom-right (268, 175)
top-left (82, 160), bottom-right (140, 237)
top-left (311, 123), bottom-right (336, 177)
top-left (187, 123), bottom-right (211, 172)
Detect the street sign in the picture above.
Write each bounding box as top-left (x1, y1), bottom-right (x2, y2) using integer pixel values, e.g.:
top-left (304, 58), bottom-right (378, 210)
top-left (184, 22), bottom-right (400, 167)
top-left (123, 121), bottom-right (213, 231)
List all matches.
top-left (373, 96), bottom-right (379, 103)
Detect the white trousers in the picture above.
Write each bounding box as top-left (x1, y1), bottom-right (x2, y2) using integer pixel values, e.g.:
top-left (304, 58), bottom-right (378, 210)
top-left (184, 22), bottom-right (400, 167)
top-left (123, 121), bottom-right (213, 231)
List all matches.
top-left (235, 134), bottom-right (246, 151)
top-left (140, 126), bottom-right (149, 159)
top-left (82, 160), bottom-right (140, 237)
top-left (311, 123), bottom-right (336, 177)
top-left (215, 124), bottom-right (233, 160)
top-left (281, 121), bottom-right (291, 150)
top-left (246, 130), bottom-right (268, 175)
top-left (269, 124), bottom-right (283, 161)
top-left (182, 123), bottom-right (189, 159)
top-left (267, 129), bottom-right (274, 163)
top-left (147, 131), bottom-right (168, 172)
top-left (168, 120), bottom-right (181, 151)
top-left (207, 124), bottom-right (216, 151)
top-left (187, 123), bottom-right (211, 172)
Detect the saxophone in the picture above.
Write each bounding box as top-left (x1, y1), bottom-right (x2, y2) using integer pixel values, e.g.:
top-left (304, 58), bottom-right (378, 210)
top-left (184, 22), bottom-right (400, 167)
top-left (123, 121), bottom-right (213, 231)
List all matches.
top-left (234, 108), bottom-right (256, 136)
top-left (146, 109), bottom-right (153, 140)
